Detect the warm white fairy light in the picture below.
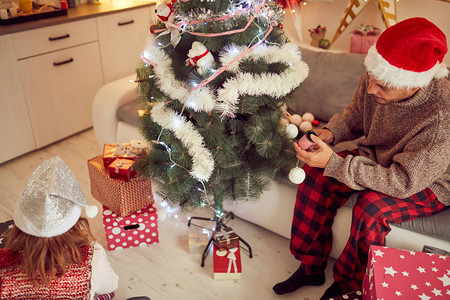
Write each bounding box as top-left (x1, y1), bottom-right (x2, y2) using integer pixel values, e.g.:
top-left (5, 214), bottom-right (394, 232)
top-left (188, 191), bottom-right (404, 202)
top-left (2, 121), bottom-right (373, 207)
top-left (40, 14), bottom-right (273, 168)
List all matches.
top-left (143, 0), bottom-right (300, 222)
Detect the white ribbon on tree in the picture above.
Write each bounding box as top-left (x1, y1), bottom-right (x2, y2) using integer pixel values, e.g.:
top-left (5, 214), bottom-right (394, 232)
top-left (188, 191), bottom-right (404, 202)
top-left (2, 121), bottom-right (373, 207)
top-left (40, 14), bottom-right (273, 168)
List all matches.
top-left (141, 36), bottom-right (217, 113)
top-left (141, 38), bottom-right (309, 118)
top-left (151, 103), bottom-right (214, 182)
top-left (216, 43), bottom-right (309, 117)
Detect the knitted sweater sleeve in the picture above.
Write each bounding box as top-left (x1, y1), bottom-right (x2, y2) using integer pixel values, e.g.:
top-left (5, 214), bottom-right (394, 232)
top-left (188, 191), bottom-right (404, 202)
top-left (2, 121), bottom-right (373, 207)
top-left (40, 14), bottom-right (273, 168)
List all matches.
top-left (324, 115), bottom-right (450, 198)
top-left (325, 73), bottom-right (367, 145)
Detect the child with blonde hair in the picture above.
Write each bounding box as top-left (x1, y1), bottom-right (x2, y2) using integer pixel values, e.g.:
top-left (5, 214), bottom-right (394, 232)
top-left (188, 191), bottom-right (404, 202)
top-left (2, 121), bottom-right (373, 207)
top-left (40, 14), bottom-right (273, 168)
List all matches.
top-left (0, 156), bottom-right (118, 299)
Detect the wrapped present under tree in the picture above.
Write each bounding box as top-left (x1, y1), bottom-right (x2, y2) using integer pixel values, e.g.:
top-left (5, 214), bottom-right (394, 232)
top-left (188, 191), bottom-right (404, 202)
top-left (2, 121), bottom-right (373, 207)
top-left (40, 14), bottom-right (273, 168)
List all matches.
top-left (363, 245), bottom-right (450, 299)
top-left (213, 242), bottom-right (242, 280)
top-left (103, 204), bottom-right (159, 251)
top-left (108, 158), bottom-right (137, 181)
top-left (213, 227), bottom-right (239, 250)
top-left (88, 155), bottom-right (153, 217)
top-left (189, 232), bottom-right (210, 254)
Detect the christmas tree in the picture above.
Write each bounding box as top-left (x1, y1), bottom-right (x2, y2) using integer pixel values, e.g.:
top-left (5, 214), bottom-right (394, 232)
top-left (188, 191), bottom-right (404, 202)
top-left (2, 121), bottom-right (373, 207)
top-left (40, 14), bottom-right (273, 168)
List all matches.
top-left (136, 0), bottom-right (309, 219)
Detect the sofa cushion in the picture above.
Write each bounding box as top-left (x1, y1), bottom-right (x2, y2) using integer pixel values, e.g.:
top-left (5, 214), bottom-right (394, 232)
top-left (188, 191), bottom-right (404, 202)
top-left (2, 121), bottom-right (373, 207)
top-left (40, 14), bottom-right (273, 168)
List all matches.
top-left (117, 101), bottom-right (143, 128)
top-left (288, 47), bottom-right (366, 122)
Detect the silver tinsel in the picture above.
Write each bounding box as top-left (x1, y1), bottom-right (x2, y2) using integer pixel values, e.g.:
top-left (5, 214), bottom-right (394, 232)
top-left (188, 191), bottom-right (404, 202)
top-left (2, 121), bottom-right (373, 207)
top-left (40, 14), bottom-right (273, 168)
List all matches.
top-left (174, 0), bottom-right (284, 34)
top-left (16, 156), bottom-right (88, 236)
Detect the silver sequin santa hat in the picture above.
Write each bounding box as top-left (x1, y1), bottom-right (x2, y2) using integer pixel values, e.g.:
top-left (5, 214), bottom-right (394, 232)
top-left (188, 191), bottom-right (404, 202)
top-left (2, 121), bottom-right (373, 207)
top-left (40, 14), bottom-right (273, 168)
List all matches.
top-left (13, 156), bottom-right (98, 238)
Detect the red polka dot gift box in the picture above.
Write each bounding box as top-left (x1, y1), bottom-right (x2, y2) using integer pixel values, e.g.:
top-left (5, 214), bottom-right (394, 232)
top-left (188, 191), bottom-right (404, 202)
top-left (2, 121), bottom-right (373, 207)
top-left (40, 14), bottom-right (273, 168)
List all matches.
top-left (102, 204), bottom-right (159, 251)
top-left (362, 245), bottom-right (450, 299)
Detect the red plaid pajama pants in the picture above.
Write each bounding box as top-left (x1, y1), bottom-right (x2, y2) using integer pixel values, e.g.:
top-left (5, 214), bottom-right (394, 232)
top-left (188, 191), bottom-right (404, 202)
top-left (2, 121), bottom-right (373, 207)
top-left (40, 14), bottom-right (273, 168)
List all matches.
top-left (290, 151), bottom-right (446, 292)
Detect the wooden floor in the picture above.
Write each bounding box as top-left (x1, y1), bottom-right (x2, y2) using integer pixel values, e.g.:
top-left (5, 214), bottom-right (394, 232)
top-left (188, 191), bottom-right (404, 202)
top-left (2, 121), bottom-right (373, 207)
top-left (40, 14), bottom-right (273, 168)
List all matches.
top-left (0, 128), bottom-right (336, 300)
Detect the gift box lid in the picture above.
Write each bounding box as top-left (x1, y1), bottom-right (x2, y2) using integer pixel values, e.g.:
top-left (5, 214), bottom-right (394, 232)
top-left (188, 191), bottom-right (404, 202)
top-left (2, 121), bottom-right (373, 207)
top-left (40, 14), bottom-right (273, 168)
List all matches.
top-left (213, 227), bottom-right (238, 244)
top-left (108, 158), bottom-right (135, 170)
top-left (363, 245), bottom-right (450, 299)
top-left (103, 204), bottom-right (158, 228)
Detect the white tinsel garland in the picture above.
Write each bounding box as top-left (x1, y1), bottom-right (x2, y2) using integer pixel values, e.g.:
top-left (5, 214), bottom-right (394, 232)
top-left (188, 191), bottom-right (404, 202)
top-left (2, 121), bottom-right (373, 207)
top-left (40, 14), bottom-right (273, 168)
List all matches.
top-left (141, 38), bottom-right (309, 118)
top-left (151, 103), bottom-right (215, 182)
top-left (141, 36), bottom-right (217, 112)
top-left (216, 43), bottom-right (309, 117)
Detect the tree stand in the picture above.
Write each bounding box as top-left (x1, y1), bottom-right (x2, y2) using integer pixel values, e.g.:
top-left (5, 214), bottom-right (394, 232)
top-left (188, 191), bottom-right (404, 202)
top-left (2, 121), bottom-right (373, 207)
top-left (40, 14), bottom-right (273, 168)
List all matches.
top-left (187, 212), bottom-right (253, 267)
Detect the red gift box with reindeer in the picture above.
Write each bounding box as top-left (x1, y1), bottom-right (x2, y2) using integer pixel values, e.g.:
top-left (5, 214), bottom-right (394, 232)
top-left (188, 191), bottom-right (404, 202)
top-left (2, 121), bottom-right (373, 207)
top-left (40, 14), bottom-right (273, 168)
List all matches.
top-left (362, 245), bottom-right (450, 299)
top-left (102, 140), bottom-right (148, 168)
top-left (102, 203), bottom-right (159, 251)
top-left (213, 241), bottom-right (242, 280)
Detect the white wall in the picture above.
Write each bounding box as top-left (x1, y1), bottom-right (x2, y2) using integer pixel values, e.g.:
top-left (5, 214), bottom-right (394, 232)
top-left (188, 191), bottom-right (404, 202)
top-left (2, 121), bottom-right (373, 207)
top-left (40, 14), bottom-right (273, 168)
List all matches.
top-left (283, 0), bottom-right (450, 65)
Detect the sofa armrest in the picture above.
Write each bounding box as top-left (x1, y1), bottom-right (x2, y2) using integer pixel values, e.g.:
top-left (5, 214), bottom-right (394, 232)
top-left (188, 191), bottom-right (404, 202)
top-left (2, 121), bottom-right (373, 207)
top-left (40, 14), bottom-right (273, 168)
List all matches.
top-left (92, 74), bottom-right (138, 147)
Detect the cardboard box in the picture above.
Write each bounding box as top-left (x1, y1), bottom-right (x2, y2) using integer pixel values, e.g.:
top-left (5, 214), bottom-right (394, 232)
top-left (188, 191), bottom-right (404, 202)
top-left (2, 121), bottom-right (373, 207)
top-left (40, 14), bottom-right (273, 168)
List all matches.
top-left (88, 155), bottom-right (153, 217)
top-left (103, 204), bottom-right (159, 251)
top-left (362, 245), bottom-right (450, 299)
top-left (213, 241), bottom-right (242, 280)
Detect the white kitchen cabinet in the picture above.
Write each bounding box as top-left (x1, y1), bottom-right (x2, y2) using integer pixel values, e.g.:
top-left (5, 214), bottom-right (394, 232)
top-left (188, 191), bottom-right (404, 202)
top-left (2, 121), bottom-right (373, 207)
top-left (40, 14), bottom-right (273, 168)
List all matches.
top-left (12, 18), bottom-right (98, 59)
top-left (18, 42), bottom-right (103, 148)
top-left (0, 34), bottom-right (36, 163)
top-left (97, 6), bottom-right (155, 83)
top-left (0, 4), bottom-right (154, 163)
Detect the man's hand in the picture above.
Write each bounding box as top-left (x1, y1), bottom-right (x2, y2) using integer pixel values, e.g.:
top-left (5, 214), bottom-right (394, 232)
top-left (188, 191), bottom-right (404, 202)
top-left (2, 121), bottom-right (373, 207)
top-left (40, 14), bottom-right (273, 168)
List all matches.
top-left (314, 128), bottom-right (334, 144)
top-left (293, 134), bottom-right (334, 168)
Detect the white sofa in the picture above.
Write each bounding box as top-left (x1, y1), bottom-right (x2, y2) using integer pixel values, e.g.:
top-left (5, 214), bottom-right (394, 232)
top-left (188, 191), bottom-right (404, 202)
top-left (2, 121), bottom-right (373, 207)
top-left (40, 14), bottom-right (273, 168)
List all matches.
top-left (92, 49), bottom-right (450, 258)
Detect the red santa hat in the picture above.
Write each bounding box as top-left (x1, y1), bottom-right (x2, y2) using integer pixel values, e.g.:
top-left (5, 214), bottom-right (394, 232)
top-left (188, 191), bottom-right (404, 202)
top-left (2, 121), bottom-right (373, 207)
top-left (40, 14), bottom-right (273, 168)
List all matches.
top-left (364, 17), bottom-right (448, 89)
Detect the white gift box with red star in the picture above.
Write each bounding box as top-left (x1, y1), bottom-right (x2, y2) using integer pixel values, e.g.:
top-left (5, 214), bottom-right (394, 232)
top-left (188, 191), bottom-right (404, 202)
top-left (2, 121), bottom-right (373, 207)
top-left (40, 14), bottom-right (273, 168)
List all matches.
top-left (363, 245), bottom-right (450, 299)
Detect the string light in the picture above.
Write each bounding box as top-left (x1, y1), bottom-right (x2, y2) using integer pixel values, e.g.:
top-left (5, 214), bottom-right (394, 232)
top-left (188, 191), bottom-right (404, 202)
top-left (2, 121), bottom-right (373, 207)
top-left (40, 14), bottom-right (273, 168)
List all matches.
top-left (144, 0), bottom-right (287, 223)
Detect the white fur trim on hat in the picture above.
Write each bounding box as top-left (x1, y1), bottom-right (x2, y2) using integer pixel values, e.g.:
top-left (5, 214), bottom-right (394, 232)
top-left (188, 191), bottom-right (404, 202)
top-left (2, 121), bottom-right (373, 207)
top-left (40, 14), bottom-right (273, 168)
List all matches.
top-left (365, 45), bottom-right (449, 89)
top-left (14, 203), bottom-right (82, 238)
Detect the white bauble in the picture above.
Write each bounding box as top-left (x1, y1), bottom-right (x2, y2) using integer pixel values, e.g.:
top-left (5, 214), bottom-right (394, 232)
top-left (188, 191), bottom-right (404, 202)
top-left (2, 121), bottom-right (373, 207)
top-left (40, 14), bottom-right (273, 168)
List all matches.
top-left (302, 112), bottom-right (315, 123)
top-left (289, 167), bottom-right (306, 184)
top-left (290, 114), bottom-right (303, 126)
top-left (285, 123), bottom-right (299, 139)
top-left (299, 121), bottom-right (313, 133)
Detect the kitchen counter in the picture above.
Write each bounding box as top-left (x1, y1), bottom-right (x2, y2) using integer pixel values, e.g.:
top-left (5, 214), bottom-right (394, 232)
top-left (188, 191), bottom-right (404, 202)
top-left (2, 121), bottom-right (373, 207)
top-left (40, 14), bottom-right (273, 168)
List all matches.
top-left (0, 0), bottom-right (156, 35)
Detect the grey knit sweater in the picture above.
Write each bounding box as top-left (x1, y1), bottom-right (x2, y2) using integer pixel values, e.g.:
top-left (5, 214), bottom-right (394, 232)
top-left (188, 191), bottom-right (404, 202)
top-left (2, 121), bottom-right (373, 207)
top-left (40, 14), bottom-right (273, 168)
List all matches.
top-left (324, 72), bottom-right (450, 206)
